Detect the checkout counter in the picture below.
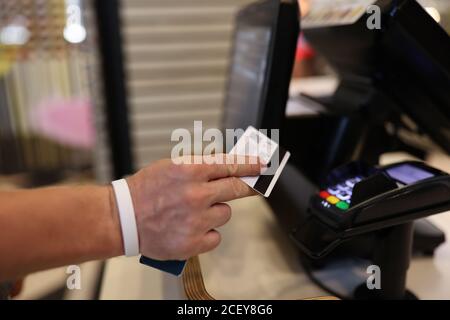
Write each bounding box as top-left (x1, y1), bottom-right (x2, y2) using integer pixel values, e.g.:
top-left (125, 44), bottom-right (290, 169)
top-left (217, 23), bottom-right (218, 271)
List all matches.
top-left (100, 0), bottom-right (450, 300)
top-left (99, 153), bottom-right (450, 300)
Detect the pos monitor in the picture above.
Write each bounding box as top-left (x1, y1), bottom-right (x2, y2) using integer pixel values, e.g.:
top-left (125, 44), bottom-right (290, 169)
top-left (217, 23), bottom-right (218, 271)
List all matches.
top-left (222, 0), bottom-right (300, 132)
top-left (303, 0), bottom-right (450, 154)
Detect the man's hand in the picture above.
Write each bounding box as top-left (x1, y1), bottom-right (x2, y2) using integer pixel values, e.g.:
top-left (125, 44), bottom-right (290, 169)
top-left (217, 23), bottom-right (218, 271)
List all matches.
top-left (0, 155), bottom-right (262, 281)
top-left (127, 154), bottom-right (263, 261)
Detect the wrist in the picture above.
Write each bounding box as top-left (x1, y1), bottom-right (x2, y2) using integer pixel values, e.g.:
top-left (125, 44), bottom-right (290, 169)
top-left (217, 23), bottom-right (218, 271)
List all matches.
top-left (101, 185), bottom-right (125, 257)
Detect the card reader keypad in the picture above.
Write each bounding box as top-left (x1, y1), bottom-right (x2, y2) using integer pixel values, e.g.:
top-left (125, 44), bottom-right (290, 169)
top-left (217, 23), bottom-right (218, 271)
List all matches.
top-left (319, 176), bottom-right (363, 211)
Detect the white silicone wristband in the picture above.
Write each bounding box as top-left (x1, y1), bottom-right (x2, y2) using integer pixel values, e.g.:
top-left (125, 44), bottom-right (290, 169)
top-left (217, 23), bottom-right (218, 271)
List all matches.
top-left (111, 179), bottom-right (140, 257)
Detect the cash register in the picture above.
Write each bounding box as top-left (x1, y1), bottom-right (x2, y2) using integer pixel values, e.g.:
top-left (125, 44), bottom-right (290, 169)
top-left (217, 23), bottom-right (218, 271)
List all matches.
top-left (223, 0), bottom-right (450, 299)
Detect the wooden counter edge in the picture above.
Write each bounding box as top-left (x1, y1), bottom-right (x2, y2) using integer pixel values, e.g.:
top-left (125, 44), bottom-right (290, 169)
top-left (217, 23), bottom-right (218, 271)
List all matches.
top-left (182, 257), bottom-right (339, 300)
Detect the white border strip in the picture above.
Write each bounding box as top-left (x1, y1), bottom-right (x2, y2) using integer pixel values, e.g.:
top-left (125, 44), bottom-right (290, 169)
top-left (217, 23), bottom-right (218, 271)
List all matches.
top-left (264, 151), bottom-right (291, 198)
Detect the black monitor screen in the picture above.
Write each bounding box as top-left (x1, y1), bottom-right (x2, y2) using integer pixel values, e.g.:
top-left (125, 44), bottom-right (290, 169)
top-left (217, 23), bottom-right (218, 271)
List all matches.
top-left (223, 0), bottom-right (278, 130)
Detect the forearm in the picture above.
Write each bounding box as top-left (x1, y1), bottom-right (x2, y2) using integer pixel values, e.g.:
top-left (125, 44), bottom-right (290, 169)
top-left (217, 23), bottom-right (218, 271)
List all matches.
top-left (0, 185), bottom-right (123, 281)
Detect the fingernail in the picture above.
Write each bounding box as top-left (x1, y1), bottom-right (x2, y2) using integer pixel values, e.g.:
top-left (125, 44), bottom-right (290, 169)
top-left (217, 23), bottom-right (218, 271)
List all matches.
top-left (260, 158), bottom-right (269, 166)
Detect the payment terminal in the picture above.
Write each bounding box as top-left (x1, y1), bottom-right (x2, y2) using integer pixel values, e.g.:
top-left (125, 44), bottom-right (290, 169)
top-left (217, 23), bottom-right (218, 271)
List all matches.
top-left (292, 161), bottom-right (450, 259)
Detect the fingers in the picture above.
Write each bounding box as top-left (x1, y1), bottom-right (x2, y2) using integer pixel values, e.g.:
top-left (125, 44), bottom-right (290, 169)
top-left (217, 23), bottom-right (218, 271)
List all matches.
top-left (208, 176), bottom-right (257, 203)
top-left (205, 154), bottom-right (263, 181)
top-left (185, 204), bottom-right (230, 258)
top-left (197, 230), bottom-right (221, 255)
top-left (205, 203), bottom-right (232, 229)
top-left (170, 154), bottom-right (263, 182)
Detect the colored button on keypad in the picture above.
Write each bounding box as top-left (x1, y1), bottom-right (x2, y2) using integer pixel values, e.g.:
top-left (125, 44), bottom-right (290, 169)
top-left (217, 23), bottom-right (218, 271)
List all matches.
top-left (326, 196), bottom-right (340, 205)
top-left (319, 191), bottom-right (331, 199)
top-left (336, 201), bottom-right (349, 211)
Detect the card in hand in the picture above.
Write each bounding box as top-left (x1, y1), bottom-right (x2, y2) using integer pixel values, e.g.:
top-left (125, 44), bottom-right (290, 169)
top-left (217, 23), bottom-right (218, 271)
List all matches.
top-left (229, 126), bottom-right (290, 198)
top-left (140, 127), bottom-right (289, 274)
